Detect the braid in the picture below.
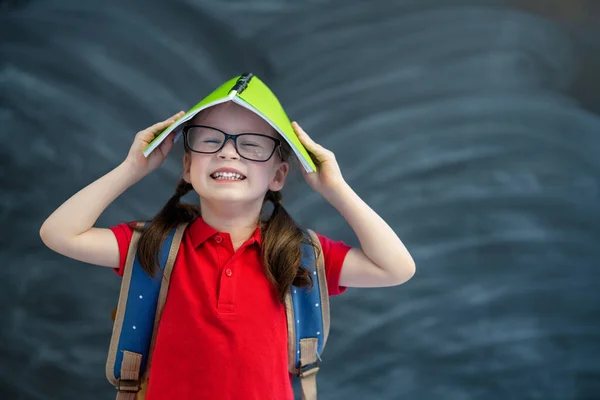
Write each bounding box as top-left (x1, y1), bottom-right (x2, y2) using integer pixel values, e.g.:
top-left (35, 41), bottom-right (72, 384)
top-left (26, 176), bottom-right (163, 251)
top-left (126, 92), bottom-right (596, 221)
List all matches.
top-left (265, 189), bottom-right (282, 207)
top-left (175, 180), bottom-right (194, 199)
top-left (135, 179), bottom-right (200, 277)
top-left (261, 189), bottom-right (313, 302)
top-left (161, 179), bottom-right (199, 223)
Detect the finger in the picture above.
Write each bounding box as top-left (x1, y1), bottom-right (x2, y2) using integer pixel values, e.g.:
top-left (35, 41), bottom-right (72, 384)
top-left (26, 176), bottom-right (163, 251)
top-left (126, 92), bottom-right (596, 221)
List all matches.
top-left (169, 110), bottom-right (185, 119)
top-left (293, 122), bottom-right (321, 147)
top-left (157, 132), bottom-right (175, 157)
top-left (298, 155), bottom-right (318, 174)
top-left (146, 119), bottom-right (174, 135)
top-left (153, 111), bottom-right (184, 129)
top-left (144, 114), bottom-right (181, 138)
top-left (292, 122), bottom-right (317, 146)
top-left (292, 122), bottom-right (330, 156)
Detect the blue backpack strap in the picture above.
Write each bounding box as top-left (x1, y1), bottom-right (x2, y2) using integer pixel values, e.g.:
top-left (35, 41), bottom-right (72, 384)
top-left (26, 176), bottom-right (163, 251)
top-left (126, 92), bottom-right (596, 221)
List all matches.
top-left (106, 222), bottom-right (187, 399)
top-left (286, 229), bottom-right (329, 400)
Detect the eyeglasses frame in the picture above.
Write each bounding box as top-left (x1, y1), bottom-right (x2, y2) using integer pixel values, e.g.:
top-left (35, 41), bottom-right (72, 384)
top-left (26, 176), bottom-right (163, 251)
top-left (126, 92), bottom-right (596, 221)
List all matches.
top-left (182, 124), bottom-right (283, 162)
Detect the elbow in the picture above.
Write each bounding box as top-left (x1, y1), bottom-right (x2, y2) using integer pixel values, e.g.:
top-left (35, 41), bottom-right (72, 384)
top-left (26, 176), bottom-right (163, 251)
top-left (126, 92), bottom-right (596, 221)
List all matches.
top-left (39, 223), bottom-right (49, 246)
top-left (39, 221), bottom-right (63, 252)
top-left (406, 260), bottom-right (416, 281)
top-left (39, 223), bottom-right (54, 249)
top-left (391, 259), bottom-right (416, 286)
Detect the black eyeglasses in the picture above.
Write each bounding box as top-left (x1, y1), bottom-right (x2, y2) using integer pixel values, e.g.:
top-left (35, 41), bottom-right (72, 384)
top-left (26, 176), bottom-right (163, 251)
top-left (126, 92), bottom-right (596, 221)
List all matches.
top-left (182, 125), bottom-right (282, 162)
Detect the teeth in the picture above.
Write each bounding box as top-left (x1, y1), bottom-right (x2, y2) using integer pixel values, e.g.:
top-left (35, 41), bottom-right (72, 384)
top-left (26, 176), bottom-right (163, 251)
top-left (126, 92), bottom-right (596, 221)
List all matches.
top-left (212, 172), bottom-right (244, 180)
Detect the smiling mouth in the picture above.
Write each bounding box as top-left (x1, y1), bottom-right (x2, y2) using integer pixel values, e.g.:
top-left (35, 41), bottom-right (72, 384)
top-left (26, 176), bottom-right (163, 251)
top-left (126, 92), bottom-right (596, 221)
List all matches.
top-left (210, 172), bottom-right (246, 181)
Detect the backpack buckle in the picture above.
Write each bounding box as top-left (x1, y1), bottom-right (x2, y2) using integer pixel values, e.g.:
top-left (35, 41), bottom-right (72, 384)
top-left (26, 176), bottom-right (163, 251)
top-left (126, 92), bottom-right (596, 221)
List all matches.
top-left (117, 378), bottom-right (141, 392)
top-left (297, 360), bottom-right (320, 378)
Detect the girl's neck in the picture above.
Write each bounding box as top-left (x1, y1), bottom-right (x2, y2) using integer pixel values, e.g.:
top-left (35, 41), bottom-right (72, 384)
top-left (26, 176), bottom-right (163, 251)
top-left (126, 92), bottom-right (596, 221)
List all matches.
top-left (199, 201), bottom-right (262, 247)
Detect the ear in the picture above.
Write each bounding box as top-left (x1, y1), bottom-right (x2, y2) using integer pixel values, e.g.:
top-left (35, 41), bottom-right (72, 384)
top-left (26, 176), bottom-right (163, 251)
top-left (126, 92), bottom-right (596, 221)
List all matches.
top-left (269, 161), bottom-right (289, 192)
top-left (182, 153), bottom-right (191, 183)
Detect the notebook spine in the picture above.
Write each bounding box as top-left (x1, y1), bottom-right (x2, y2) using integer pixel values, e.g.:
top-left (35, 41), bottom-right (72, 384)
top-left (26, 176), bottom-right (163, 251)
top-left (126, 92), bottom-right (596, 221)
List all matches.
top-left (229, 73), bottom-right (254, 97)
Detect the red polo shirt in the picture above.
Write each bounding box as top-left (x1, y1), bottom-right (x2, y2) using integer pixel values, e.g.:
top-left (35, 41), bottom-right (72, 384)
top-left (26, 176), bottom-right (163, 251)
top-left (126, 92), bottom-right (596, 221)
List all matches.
top-left (110, 217), bottom-right (351, 400)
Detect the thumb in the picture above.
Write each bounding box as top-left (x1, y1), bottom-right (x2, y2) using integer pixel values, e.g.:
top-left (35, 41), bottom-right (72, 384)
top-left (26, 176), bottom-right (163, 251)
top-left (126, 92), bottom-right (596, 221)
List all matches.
top-left (156, 132), bottom-right (175, 158)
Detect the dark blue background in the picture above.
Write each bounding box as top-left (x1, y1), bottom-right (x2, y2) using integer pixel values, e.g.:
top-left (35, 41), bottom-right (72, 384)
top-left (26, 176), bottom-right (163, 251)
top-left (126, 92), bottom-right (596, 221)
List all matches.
top-left (2, 0), bottom-right (599, 398)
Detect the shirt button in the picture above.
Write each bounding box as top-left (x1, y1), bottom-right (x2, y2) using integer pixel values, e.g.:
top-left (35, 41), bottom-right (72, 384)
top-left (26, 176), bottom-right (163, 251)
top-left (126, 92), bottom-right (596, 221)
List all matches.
top-left (225, 268), bottom-right (233, 277)
top-left (215, 235), bottom-right (222, 243)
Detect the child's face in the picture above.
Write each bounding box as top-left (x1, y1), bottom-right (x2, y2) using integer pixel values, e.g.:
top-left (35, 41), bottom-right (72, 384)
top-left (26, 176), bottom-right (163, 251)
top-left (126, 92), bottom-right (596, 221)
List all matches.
top-left (182, 102), bottom-right (289, 206)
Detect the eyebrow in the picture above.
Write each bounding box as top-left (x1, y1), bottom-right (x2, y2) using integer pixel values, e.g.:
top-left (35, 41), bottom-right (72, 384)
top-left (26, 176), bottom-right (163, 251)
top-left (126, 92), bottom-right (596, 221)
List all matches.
top-left (197, 123), bottom-right (278, 137)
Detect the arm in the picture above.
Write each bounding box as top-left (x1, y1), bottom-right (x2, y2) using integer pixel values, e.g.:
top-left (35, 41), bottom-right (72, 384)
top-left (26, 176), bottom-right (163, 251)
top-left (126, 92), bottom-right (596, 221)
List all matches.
top-left (39, 111), bottom-right (184, 268)
top-left (39, 161), bottom-right (143, 268)
top-left (292, 121), bottom-right (415, 288)
top-left (322, 182), bottom-right (415, 287)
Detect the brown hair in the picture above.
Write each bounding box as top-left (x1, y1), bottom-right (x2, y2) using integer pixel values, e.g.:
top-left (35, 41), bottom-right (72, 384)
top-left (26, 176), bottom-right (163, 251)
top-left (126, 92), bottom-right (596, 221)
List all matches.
top-left (133, 115), bottom-right (316, 302)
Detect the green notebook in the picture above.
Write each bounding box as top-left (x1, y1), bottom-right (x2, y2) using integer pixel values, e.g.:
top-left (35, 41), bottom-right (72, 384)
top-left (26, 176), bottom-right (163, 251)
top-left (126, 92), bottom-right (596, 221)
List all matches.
top-left (143, 73), bottom-right (317, 173)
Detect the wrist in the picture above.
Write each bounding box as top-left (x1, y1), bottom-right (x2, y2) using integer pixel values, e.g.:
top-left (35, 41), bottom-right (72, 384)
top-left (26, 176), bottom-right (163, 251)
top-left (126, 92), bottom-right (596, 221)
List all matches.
top-left (119, 159), bottom-right (147, 183)
top-left (321, 179), bottom-right (353, 205)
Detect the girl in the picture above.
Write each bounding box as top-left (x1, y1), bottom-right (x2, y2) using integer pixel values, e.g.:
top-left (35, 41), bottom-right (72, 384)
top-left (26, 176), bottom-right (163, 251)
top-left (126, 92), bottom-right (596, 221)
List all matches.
top-left (40, 101), bottom-right (415, 399)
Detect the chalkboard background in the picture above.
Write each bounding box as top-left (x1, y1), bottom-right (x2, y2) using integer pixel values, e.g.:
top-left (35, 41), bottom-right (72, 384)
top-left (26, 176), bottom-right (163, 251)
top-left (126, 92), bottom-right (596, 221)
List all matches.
top-left (2, 0), bottom-right (599, 399)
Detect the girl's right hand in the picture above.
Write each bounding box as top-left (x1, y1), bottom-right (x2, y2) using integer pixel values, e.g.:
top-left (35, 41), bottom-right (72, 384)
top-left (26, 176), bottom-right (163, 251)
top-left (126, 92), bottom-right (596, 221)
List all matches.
top-left (125, 111), bottom-right (186, 176)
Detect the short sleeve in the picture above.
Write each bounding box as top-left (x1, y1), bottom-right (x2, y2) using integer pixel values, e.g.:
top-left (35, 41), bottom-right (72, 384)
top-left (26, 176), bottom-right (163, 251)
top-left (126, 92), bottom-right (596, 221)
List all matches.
top-left (315, 233), bottom-right (352, 296)
top-left (109, 222), bottom-right (136, 277)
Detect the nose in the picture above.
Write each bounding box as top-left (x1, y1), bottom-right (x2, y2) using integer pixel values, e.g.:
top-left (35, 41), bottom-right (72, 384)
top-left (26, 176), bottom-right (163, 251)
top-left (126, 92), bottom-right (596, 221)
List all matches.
top-left (218, 138), bottom-right (239, 159)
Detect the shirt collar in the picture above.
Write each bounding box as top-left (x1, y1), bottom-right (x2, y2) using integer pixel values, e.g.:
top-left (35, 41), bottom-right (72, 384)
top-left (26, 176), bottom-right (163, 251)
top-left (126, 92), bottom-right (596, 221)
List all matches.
top-left (188, 217), bottom-right (263, 248)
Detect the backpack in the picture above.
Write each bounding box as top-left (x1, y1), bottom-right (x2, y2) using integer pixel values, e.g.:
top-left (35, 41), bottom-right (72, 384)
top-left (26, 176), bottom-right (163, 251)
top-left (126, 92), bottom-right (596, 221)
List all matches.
top-left (106, 222), bottom-right (330, 400)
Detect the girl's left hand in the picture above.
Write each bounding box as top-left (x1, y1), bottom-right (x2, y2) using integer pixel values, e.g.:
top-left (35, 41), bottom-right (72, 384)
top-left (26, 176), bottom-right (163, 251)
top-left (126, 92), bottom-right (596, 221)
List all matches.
top-left (292, 121), bottom-right (346, 195)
